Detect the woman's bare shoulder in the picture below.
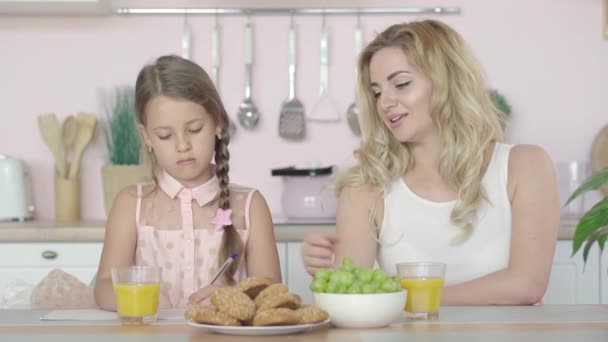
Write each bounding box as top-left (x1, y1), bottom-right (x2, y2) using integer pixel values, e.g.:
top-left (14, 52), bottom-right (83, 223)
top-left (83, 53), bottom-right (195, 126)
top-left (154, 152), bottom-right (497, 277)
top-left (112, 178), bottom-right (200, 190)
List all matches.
top-left (507, 144), bottom-right (555, 192)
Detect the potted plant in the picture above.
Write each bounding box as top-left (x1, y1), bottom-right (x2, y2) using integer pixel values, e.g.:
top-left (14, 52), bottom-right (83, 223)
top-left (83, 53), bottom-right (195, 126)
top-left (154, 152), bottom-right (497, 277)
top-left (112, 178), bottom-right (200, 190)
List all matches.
top-left (566, 168), bottom-right (608, 264)
top-left (489, 88), bottom-right (511, 129)
top-left (101, 85), bottom-right (152, 214)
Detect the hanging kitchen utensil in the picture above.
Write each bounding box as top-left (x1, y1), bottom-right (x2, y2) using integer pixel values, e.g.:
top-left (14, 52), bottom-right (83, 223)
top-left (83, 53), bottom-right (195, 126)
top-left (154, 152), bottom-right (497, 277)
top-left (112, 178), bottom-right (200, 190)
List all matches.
top-left (346, 15), bottom-right (363, 136)
top-left (211, 14), bottom-right (220, 87)
top-left (181, 12), bottom-right (191, 60)
top-left (308, 15), bottom-right (340, 122)
top-left (37, 113), bottom-right (67, 178)
top-left (210, 15), bottom-right (235, 136)
top-left (278, 17), bottom-right (306, 140)
top-left (237, 17), bottom-right (261, 130)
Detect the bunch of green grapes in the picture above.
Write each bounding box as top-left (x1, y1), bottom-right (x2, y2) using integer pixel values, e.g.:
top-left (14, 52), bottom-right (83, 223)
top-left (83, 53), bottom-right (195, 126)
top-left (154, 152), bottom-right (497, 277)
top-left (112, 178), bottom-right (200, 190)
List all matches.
top-left (310, 257), bottom-right (402, 294)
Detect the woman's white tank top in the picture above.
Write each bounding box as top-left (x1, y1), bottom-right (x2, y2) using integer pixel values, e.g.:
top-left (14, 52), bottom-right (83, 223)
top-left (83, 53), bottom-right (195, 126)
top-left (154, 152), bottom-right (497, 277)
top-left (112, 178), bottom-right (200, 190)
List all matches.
top-left (377, 143), bottom-right (513, 286)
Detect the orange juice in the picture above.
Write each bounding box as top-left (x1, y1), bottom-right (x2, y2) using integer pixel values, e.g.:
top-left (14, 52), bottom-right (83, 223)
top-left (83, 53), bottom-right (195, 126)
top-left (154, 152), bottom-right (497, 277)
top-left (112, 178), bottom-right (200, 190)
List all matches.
top-left (400, 277), bottom-right (444, 313)
top-left (114, 283), bottom-right (160, 317)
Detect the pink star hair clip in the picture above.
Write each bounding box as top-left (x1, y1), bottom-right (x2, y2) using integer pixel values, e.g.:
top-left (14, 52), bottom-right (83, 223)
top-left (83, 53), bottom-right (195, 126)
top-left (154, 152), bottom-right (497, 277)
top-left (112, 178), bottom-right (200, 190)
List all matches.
top-left (211, 208), bottom-right (232, 231)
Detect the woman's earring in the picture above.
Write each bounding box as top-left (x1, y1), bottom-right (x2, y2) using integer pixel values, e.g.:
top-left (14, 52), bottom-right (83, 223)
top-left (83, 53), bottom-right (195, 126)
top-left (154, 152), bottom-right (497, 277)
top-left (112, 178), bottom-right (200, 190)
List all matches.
top-left (148, 145), bottom-right (153, 153)
top-left (216, 133), bottom-right (222, 141)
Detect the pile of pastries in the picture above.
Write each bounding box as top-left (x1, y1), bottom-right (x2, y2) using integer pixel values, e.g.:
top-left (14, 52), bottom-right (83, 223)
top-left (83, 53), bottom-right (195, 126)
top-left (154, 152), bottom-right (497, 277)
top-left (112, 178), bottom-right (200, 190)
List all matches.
top-left (185, 277), bottom-right (329, 326)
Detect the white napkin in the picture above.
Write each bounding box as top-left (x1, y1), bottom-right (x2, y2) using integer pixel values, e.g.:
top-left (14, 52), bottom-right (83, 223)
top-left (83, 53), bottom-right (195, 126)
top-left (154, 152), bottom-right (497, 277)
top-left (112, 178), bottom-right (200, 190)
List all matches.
top-left (40, 308), bottom-right (185, 321)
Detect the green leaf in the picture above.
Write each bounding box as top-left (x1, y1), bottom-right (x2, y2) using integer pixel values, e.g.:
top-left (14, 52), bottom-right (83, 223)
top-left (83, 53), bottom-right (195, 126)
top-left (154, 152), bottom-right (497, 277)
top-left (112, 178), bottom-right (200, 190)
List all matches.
top-left (598, 234), bottom-right (607, 253)
top-left (581, 226), bottom-right (608, 267)
top-left (572, 197), bottom-right (608, 256)
top-left (565, 168), bottom-right (608, 206)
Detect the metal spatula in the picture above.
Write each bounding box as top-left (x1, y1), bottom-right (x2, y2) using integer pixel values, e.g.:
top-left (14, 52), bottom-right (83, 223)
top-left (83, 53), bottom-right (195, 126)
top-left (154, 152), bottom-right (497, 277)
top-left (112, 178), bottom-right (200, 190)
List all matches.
top-left (308, 18), bottom-right (340, 122)
top-left (278, 21), bottom-right (305, 140)
top-left (181, 13), bottom-right (191, 60)
top-left (347, 18), bottom-right (364, 136)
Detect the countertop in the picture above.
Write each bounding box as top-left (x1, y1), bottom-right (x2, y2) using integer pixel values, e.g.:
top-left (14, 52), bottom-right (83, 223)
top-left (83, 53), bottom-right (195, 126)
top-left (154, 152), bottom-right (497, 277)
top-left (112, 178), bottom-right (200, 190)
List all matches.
top-left (0, 305), bottom-right (607, 341)
top-left (0, 217), bottom-right (580, 243)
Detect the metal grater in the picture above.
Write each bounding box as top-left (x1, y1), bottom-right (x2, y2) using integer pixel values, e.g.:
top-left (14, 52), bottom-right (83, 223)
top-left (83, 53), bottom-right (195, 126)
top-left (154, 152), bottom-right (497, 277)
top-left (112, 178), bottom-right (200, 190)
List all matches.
top-left (278, 21), bottom-right (306, 141)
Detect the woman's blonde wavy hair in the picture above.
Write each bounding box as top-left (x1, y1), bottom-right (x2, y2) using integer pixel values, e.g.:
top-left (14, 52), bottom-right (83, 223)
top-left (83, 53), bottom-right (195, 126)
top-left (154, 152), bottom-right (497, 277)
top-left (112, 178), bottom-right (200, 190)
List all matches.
top-left (337, 19), bottom-right (506, 243)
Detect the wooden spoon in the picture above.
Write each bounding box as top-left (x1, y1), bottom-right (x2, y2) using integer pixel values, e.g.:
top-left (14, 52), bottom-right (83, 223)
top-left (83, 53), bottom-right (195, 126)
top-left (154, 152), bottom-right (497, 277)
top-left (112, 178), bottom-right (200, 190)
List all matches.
top-left (37, 113), bottom-right (67, 178)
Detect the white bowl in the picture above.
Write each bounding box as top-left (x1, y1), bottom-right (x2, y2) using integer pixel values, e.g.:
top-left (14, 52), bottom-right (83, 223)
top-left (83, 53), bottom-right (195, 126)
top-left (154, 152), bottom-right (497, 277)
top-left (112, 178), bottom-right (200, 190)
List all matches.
top-left (313, 291), bottom-right (406, 328)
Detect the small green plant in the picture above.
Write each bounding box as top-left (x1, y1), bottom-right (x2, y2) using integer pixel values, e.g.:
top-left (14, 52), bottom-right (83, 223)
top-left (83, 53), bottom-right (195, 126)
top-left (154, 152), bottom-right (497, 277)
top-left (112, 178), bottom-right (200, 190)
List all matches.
top-left (102, 86), bottom-right (141, 165)
top-left (566, 168), bottom-right (608, 264)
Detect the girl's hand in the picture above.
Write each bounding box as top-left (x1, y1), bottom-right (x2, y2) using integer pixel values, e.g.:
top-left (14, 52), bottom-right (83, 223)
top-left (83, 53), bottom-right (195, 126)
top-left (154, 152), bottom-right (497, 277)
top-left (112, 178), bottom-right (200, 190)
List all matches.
top-left (188, 284), bottom-right (226, 305)
top-left (301, 232), bottom-right (338, 276)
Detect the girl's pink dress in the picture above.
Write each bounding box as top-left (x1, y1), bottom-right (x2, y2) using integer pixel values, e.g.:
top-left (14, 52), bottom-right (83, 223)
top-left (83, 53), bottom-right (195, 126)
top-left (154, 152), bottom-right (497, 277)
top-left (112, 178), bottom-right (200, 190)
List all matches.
top-left (135, 170), bottom-right (256, 308)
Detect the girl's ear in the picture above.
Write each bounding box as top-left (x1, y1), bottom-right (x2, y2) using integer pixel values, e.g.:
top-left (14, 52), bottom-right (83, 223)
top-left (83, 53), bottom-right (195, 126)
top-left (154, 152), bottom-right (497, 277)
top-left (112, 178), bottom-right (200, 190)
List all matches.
top-left (138, 124), bottom-right (152, 148)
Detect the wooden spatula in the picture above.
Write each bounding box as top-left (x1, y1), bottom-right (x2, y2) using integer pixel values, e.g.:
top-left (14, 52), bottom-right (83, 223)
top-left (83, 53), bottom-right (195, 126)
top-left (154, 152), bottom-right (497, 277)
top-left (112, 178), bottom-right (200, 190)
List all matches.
top-left (68, 112), bottom-right (97, 179)
top-left (61, 115), bottom-right (77, 176)
top-left (37, 113), bottom-right (67, 178)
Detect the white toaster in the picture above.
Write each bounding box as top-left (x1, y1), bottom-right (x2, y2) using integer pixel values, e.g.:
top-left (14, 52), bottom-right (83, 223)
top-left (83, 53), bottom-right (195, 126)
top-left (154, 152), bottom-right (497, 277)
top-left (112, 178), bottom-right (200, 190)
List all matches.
top-left (0, 155), bottom-right (35, 221)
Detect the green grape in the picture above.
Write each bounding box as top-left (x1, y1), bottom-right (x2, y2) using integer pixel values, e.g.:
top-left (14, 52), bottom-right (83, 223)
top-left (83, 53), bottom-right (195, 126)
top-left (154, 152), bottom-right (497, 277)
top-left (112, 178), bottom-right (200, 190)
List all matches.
top-left (342, 256), bottom-right (354, 267)
top-left (380, 279), bottom-right (401, 293)
top-left (326, 281), bottom-right (339, 294)
top-left (357, 269), bottom-right (373, 283)
top-left (336, 284), bottom-right (348, 294)
top-left (341, 257), bottom-right (355, 272)
top-left (361, 283), bottom-right (376, 294)
top-left (372, 269), bottom-right (389, 283)
top-left (336, 270), bottom-right (354, 287)
top-left (387, 280), bottom-right (402, 292)
top-left (308, 257), bottom-right (403, 294)
top-left (329, 270), bottom-right (342, 284)
top-left (310, 278), bottom-right (327, 293)
top-left (314, 269), bottom-right (331, 282)
top-left (347, 282), bottom-right (362, 294)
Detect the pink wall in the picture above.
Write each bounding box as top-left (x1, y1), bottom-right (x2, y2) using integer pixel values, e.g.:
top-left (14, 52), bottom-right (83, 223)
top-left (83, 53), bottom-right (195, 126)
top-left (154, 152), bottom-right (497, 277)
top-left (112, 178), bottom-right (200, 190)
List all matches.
top-left (1, 0), bottom-right (607, 220)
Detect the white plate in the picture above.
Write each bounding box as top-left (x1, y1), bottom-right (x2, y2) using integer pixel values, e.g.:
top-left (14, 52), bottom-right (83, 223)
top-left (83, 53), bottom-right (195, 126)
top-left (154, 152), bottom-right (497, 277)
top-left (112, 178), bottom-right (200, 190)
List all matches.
top-left (187, 319), bottom-right (330, 336)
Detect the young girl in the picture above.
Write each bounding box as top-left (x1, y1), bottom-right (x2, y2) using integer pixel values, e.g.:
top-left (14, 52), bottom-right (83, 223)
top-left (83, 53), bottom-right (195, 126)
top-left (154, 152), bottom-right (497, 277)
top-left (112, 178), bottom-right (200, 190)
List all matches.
top-left (94, 55), bottom-right (281, 310)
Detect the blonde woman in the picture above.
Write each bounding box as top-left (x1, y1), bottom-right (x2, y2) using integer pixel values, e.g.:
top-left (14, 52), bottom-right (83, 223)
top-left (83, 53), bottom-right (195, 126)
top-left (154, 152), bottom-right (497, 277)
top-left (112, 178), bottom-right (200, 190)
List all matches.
top-left (301, 20), bottom-right (559, 305)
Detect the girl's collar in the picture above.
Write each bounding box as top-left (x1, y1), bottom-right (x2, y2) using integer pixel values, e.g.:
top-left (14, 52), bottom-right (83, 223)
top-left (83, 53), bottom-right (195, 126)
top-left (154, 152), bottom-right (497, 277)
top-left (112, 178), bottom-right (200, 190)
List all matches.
top-left (158, 168), bottom-right (220, 206)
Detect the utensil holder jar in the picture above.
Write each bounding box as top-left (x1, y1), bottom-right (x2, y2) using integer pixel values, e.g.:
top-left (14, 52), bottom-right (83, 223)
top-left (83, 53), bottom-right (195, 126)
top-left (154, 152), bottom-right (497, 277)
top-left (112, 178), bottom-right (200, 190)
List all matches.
top-left (55, 174), bottom-right (80, 221)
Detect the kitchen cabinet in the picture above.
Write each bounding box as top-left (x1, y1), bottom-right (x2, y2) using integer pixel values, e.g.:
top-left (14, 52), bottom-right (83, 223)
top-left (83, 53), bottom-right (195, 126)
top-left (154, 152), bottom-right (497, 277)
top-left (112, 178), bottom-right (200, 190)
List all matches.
top-left (601, 250), bottom-right (608, 304)
top-left (0, 242), bottom-right (288, 293)
top-left (0, 242), bottom-right (103, 292)
top-left (542, 240), bottom-right (601, 304)
top-left (276, 242), bottom-right (287, 285)
top-left (286, 242), bottom-right (313, 305)
top-left (1, 235), bottom-right (603, 307)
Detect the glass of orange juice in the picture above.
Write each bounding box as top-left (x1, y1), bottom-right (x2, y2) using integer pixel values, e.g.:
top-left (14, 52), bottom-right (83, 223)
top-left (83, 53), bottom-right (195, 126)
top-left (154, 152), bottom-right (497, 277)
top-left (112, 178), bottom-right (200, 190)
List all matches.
top-left (111, 266), bottom-right (162, 325)
top-left (396, 262), bottom-right (446, 320)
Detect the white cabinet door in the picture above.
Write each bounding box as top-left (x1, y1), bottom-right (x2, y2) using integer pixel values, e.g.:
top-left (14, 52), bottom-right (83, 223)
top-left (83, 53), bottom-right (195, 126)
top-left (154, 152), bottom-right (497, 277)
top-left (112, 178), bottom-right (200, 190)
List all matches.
top-left (543, 240), bottom-right (601, 304)
top-left (601, 250), bottom-right (608, 304)
top-left (286, 242), bottom-right (313, 305)
top-left (0, 243), bottom-right (103, 291)
top-left (276, 242), bottom-right (287, 286)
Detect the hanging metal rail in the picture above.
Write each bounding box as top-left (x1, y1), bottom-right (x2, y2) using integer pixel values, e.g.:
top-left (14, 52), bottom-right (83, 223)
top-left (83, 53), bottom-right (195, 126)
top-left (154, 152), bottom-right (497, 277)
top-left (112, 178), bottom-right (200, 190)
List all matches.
top-left (113, 7), bottom-right (461, 16)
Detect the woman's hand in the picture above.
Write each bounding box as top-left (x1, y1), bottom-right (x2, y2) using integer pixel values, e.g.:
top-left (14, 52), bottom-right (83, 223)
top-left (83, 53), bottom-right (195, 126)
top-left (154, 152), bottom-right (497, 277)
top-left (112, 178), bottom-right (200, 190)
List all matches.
top-left (188, 284), bottom-right (225, 305)
top-left (301, 232), bottom-right (338, 276)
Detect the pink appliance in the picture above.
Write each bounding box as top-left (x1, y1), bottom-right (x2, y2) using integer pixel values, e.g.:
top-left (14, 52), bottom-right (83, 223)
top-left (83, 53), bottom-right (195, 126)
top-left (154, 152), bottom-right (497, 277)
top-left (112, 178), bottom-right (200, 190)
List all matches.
top-left (272, 165), bottom-right (337, 220)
